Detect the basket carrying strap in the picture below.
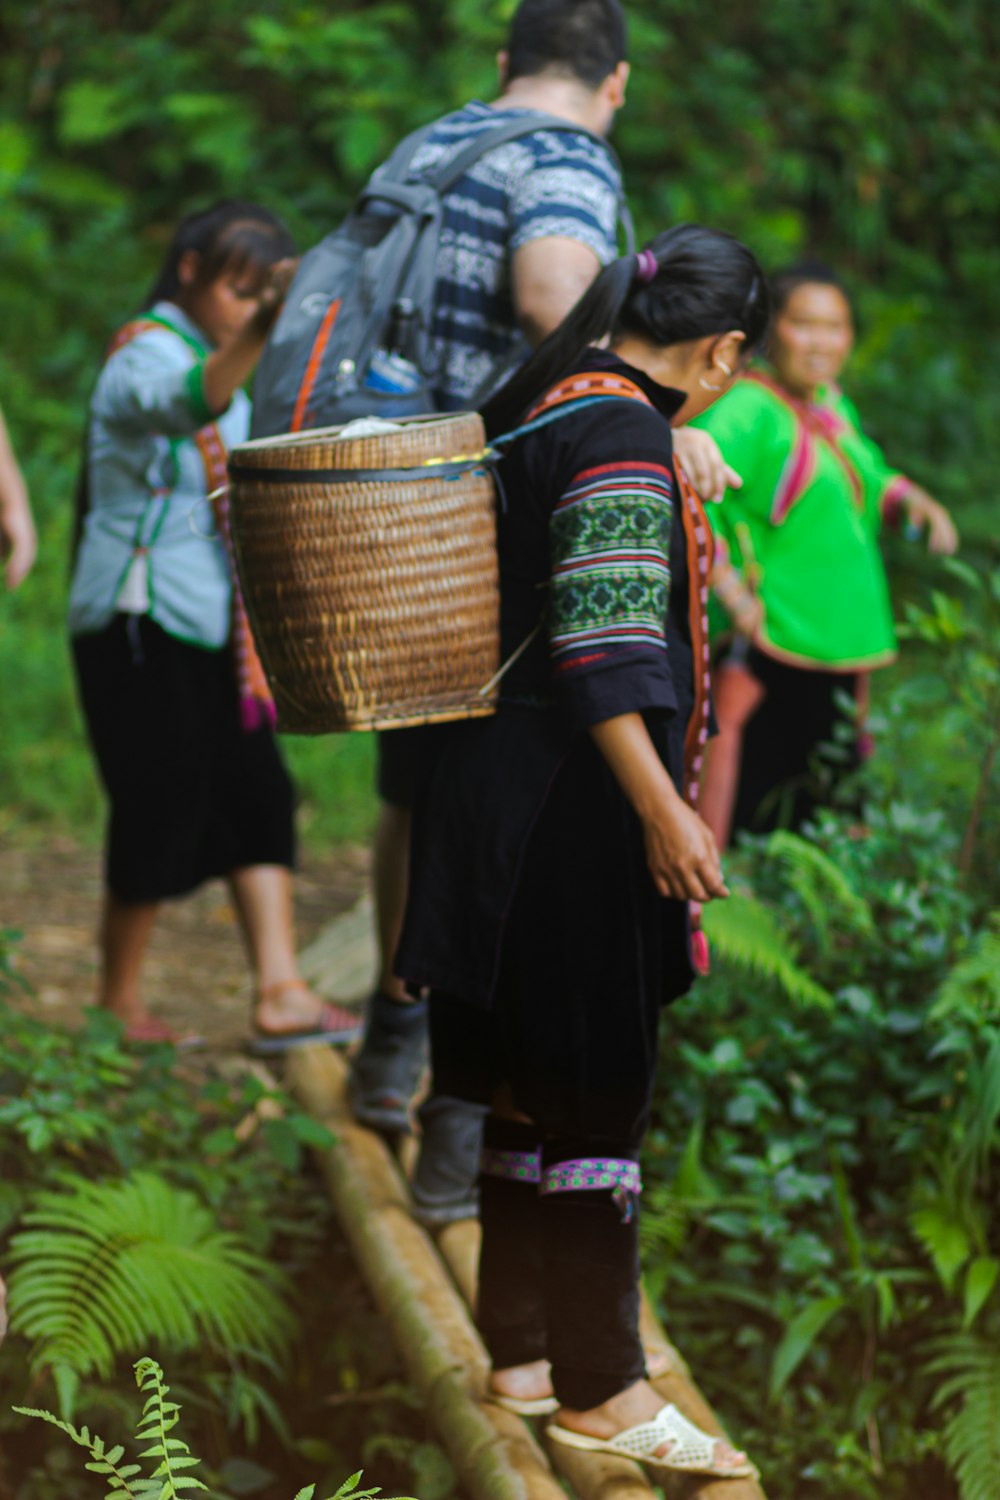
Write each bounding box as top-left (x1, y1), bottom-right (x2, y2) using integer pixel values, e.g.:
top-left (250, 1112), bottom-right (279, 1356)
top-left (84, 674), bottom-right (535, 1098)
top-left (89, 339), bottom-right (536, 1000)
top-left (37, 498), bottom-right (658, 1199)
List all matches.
top-left (104, 319), bottom-right (274, 732)
top-left (523, 372), bottom-right (714, 808)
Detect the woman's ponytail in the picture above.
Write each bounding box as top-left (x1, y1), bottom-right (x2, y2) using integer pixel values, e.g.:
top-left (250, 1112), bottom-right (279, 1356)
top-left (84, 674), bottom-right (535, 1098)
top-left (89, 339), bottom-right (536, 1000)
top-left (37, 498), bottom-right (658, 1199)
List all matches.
top-left (481, 223), bottom-right (768, 438)
top-left (480, 254), bottom-right (638, 438)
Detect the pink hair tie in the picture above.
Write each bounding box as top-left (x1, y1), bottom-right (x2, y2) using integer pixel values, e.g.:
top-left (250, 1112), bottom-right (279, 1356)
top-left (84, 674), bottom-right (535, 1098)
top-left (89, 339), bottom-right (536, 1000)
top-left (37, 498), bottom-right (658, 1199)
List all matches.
top-left (635, 249), bottom-right (658, 285)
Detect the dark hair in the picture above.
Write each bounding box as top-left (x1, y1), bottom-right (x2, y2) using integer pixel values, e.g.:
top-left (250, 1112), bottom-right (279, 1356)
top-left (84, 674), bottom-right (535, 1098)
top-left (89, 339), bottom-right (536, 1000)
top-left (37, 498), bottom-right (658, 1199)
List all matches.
top-left (506, 0), bottom-right (627, 88)
top-left (481, 223), bottom-right (769, 437)
top-left (769, 260), bottom-right (853, 319)
top-left (141, 199), bottom-right (295, 310)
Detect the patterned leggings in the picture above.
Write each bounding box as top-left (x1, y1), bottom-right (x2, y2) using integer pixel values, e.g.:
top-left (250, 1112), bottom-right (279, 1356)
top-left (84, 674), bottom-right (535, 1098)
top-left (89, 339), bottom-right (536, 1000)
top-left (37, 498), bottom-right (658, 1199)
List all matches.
top-left (478, 1116), bottom-right (646, 1410)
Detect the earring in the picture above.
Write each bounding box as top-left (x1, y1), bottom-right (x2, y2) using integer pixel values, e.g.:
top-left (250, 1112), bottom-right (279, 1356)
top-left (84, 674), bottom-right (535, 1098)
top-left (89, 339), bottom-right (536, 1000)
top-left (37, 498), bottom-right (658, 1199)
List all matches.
top-left (698, 359), bottom-right (734, 393)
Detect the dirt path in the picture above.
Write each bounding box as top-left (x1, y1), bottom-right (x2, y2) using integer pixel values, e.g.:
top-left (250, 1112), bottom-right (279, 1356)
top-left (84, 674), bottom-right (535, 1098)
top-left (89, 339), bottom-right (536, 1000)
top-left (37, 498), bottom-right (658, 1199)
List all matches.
top-left (0, 834), bottom-right (370, 1050)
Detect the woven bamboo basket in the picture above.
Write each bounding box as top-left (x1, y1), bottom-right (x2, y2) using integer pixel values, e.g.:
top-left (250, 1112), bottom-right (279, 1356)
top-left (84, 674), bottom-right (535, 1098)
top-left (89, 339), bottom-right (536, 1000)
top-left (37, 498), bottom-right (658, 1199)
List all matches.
top-left (227, 412), bottom-right (500, 733)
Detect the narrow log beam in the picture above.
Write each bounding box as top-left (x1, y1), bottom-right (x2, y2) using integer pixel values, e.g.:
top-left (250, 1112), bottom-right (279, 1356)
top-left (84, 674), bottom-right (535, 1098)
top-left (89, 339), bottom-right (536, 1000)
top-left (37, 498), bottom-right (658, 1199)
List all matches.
top-left (288, 1044), bottom-right (566, 1500)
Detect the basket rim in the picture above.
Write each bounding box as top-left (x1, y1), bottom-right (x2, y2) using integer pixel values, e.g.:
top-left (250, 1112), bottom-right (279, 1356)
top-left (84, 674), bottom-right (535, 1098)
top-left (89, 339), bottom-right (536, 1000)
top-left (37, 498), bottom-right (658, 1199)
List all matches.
top-left (234, 410), bottom-right (478, 454)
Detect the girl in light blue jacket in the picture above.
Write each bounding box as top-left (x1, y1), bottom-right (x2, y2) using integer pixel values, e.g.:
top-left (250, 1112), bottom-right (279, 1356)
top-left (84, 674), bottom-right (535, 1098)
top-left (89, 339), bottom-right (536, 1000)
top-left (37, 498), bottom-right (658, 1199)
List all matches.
top-left (71, 201), bottom-right (359, 1050)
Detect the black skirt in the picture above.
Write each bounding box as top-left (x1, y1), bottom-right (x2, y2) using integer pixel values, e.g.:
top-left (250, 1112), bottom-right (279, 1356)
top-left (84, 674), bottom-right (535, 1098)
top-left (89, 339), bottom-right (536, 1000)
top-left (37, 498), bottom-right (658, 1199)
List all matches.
top-left (733, 648), bottom-right (860, 834)
top-left (72, 614), bottom-right (295, 903)
top-left (426, 731), bottom-right (692, 1146)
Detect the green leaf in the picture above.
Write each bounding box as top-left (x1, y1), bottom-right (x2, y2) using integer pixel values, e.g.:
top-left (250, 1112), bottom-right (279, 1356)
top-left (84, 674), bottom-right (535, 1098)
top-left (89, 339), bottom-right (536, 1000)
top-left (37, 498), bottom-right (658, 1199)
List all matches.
top-left (58, 81), bottom-right (132, 146)
top-left (911, 1206), bottom-right (972, 1291)
top-left (963, 1257), bottom-right (999, 1328)
top-left (770, 1295), bottom-right (848, 1398)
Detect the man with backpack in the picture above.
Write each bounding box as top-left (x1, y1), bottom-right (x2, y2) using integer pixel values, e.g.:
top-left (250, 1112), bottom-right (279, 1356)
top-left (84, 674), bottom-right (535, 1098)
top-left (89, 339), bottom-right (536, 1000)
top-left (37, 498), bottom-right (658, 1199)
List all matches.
top-left (337, 0), bottom-right (635, 1226)
top-left (278, 0), bottom-right (734, 1222)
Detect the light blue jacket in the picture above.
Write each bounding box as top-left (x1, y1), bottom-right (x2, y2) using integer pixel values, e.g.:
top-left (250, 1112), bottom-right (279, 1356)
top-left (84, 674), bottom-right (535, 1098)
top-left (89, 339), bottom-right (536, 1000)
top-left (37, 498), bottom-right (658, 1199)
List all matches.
top-left (68, 301), bottom-right (250, 648)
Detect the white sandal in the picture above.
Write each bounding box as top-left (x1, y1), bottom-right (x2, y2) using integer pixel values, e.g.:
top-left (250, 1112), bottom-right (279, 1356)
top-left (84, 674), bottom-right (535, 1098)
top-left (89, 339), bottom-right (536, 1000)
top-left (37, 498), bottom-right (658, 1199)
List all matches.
top-left (489, 1391), bottom-right (560, 1416)
top-left (546, 1402), bottom-right (757, 1479)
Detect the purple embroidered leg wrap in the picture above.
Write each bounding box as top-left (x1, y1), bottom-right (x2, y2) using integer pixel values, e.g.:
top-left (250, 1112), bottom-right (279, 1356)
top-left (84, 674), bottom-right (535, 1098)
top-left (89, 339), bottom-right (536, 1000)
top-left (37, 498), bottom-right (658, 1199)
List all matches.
top-left (540, 1157), bottom-right (643, 1223)
top-left (480, 1146), bottom-right (542, 1184)
top-left (540, 1141), bottom-right (645, 1409)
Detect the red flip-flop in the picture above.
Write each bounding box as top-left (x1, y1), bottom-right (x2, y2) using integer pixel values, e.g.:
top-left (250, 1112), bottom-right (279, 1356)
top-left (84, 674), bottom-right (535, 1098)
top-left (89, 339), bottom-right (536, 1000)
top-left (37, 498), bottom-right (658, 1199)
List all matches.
top-left (123, 1015), bottom-right (205, 1049)
top-left (247, 1000), bottom-right (363, 1056)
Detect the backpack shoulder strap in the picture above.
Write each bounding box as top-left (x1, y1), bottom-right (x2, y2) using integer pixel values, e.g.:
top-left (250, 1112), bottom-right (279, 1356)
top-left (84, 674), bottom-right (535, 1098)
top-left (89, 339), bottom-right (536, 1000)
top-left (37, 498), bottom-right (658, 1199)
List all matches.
top-left (430, 112), bottom-right (634, 253)
top-left (381, 110), bottom-right (634, 252)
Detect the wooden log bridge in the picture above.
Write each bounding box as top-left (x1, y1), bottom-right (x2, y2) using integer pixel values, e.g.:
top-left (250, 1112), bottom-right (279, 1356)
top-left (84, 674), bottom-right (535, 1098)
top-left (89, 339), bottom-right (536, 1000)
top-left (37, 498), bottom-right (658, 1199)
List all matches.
top-left (290, 903), bottom-right (767, 1500)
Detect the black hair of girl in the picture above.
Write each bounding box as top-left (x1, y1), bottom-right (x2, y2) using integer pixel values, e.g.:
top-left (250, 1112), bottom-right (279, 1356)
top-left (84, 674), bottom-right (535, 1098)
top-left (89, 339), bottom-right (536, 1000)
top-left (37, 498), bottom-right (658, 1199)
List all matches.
top-left (481, 223), bottom-right (770, 439)
top-left (140, 200), bottom-right (296, 311)
top-left (769, 261), bottom-right (852, 319)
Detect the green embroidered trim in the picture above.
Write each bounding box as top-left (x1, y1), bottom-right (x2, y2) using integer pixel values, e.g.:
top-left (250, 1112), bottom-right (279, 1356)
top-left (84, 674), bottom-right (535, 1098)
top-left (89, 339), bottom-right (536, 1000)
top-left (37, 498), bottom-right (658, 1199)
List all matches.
top-left (185, 362), bottom-right (214, 426)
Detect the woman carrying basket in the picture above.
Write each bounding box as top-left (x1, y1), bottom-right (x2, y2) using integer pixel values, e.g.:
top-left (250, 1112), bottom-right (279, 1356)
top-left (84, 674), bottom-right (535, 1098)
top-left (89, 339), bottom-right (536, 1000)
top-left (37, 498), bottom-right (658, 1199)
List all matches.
top-left (396, 226), bottom-right (767, 1477)
top-left (69, 201), bottom-right (360, 1050)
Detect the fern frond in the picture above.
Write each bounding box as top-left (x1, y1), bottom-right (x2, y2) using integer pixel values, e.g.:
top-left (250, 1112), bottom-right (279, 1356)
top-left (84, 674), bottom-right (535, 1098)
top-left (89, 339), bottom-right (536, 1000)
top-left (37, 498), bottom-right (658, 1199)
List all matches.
top-left (926, 1334), bottom-right (1000, 1500)
top-left (932, 915), bottom-right (1000, 1022)
top-left (133, 1359), bottom-right (207, 1499)
top-left (12, 1405), bottom-right (146, 1498)
top-left (702, 894), bottom-right (834, 1008)
top-left (766, 830), bottom-right (874, 946)
top-left (8, 1173), bottom-right (294, 1390)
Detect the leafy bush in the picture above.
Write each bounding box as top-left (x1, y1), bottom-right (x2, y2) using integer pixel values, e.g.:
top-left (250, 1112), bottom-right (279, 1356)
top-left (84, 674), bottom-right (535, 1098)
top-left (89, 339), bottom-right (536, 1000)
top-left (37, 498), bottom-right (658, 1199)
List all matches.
top-left (15, 1356), bottom-right (407, 1500)
top-left (9, 1173), bottom-right (295, 1415)
top-left (0, 999), bottom-right (340, 1484)
top-left (645, 658), bottom-right (1000, 1500)
top-left (1, 0), bottom-right (998, 838)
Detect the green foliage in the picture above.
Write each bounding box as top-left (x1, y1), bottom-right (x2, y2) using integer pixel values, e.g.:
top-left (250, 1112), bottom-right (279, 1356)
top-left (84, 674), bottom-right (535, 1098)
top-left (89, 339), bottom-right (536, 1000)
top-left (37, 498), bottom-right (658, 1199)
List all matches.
top-left (645, 634), bottom-right (1000, 1499)
top-left (8, 1173), bottom-right (294, 1403)
top-left (15, 1358), bottom-right (410, 1500)
top-left (0, 998), bottom-right (347, 1490)
top-left (0, 998), bottom-right (334, 1225)
top-left (931, 916), bottom-right (1000, 1023)
top-left (928, 1338), bottom-right (1000, 1500)
top-left (1, 0), bottom-right (998, 839)
top-left (701, 890), bottom-right (834, 1009)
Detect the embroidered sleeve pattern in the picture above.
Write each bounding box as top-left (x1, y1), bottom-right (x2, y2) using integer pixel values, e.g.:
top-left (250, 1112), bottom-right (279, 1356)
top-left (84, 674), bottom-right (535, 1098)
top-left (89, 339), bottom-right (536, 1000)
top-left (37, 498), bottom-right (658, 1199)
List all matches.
top-left (549, 460), bottom-right (674, 678)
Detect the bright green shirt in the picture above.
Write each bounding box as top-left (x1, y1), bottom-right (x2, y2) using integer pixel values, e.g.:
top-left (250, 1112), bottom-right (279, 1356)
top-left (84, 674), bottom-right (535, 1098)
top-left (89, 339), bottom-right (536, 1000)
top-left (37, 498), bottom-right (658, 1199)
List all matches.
top-left (693, 371), bottom-right (906, 670)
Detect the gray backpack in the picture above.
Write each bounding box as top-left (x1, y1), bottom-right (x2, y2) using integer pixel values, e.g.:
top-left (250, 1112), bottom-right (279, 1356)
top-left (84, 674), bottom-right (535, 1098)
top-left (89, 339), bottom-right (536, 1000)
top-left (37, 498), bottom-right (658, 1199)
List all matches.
top-left (249, 111), bottom-right (633, 439)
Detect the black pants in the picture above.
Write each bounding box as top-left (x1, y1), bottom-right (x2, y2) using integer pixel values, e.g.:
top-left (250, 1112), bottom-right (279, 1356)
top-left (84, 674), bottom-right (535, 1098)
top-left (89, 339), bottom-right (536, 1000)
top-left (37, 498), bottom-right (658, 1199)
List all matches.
top-left (477, 1117), bottom-right (645, 1410)
top-left (734, 649), bottom-right (860, 835)
top-left (73, 614), bottom-right (295, 902)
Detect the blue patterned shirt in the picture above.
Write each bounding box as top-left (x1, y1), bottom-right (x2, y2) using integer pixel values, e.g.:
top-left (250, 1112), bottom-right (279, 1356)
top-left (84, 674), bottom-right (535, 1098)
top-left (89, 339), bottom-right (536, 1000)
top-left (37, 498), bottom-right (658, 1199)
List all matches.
top-left (401, 100), bottom-right (623, 408)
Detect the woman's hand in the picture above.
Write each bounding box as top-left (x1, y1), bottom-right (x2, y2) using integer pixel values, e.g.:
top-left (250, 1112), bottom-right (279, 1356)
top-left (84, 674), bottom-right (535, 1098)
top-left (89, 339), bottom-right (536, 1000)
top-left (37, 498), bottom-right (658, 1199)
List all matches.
top-left (1, 496), bottom-right (37, 590)
top-left (905, 486), bottom-right (959, 556)
top-left (673, 427), bottom-right (742, 504)
top-left (642, 792), bottom-right (729, 903)
top-left (202, 258), bottom-right (299, 415)
top-left (0, 406), bottom-right (36, 590)
top-left (247, 257), bottom-right (299, 340)
top-left (588, 711), bottom-right (729, 904)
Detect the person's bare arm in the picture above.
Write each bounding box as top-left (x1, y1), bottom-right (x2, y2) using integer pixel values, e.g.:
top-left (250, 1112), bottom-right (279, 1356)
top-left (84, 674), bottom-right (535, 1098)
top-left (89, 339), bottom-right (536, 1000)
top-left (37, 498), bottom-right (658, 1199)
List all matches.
top-left (673, 427), bottom-right (743, 504)
top-left (200, 259), bottom-right (298, 415)
top-left (511, 237), bottom-right (603, 346)
top-left (902, 483), bottom-right (959, 556)
top-left (0, 404), bottom-right (37, 590)
top-left (589, 712), bottom-right (728, 903)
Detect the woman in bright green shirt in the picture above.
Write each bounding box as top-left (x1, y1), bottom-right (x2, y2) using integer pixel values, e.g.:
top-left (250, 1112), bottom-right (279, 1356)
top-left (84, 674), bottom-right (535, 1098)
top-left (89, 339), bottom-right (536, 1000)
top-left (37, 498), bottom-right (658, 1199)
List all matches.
top-left (693, 264), bottom-right (957, 843)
